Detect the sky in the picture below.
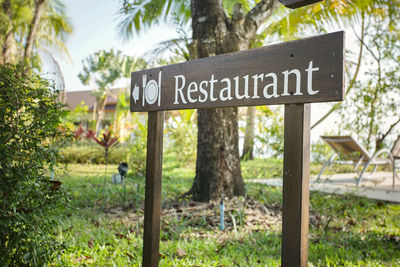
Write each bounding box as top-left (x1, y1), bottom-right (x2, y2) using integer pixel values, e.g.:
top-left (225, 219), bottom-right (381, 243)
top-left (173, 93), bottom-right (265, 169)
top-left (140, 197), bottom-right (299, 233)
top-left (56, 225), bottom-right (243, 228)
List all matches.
top-left (55, 0), bottom-right (179, 92)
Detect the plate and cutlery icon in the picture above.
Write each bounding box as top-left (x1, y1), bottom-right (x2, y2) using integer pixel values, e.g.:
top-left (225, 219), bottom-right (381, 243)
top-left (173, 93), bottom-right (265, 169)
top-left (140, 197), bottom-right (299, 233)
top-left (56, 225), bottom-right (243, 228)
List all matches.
top-left (132, 71), bottom-right (162, 107)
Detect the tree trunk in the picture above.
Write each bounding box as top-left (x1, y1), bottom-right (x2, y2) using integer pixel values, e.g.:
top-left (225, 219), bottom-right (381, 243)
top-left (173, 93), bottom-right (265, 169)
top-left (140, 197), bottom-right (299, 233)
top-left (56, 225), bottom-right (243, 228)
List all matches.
top-left (95, 94), bottom-right (108, 133)
top-left (242, 106), bottom-right (255, 160)
top-left (1, 0), bottom-right (14, 64)
top-left (23, 0), bottom-right (46, 62)
top-left (92, 101), bottom-right (97, 131)
top-left (188, 0), bottom-right (276, 201)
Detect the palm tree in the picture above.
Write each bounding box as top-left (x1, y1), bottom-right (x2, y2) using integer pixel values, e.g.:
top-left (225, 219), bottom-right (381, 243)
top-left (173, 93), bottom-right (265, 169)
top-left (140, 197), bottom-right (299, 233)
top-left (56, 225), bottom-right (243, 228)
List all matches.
top-left (116, 0), bottom-right (396, 201)
top-left (0, 0), bottom-right (72, 67)
top-left (117, 0), bottom-right (282, 202)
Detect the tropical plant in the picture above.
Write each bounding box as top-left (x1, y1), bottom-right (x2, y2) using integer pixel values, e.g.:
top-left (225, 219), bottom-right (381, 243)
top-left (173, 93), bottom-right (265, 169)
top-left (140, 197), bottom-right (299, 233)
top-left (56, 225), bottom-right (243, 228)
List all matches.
top-left (117, 0), bottom-right (284, 202)
top-left (92, 129), bottom-right (119, 168)
top-left (85, 129), bottom-right (96, 141)
top-left (0, 0), bottom-right (72, 68)
top-left (78, 49), bottom-right (147, 133)
top-left (165, 109), bottom-right (197, 164)
top-left (72, 125), bottom-right (84, 142)
top-left (129, 112), bottom-right (148, 178)
top-left (256, 105), bottom-right (284, 157)
top-left (65, 101), bottom-right (88, 125)
top-left (0, 63), bottom-right (70, 265)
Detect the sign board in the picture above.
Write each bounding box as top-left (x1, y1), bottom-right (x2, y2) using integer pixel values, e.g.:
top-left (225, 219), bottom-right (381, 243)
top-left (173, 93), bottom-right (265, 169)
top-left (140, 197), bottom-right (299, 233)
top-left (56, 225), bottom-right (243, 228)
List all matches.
top-left (133, 30), bottom-right (345, 267)
top-left (279, 0), bottom-right (323, 8)
top-left (130, 31), bottom-right (344, 112)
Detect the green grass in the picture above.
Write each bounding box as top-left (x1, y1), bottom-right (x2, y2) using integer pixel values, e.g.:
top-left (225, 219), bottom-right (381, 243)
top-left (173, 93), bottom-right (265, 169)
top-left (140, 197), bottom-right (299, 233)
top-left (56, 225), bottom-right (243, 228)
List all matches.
top-left (51, 157), bottom-right (400, 266)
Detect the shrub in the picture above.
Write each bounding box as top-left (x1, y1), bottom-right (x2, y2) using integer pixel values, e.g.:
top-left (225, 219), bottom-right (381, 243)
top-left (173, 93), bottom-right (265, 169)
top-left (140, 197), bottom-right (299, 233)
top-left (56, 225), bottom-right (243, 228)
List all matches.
top-left (129, 113), bottom-right (148, 178)
top-left (59, 144), bottom-right (129, 164)
top-left (0, 64), bottom-right (70, 266)
top-left (311, 140), bottom-right (332, 164)
top-left (164, 110), bottom-right (197, 165)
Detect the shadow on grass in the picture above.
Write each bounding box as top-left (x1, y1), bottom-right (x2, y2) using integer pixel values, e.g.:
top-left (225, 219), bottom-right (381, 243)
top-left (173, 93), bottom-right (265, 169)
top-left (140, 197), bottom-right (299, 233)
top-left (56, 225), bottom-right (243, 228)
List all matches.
top-left (309, 230), bottom-right (400, 266)
top-left (159, 231), bottom-right (282, 266)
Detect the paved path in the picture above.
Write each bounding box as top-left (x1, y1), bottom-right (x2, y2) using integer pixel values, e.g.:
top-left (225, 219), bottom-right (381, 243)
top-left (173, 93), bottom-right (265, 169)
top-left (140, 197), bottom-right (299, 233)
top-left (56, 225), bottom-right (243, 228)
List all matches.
top-left (249, 171), bottom-right (400, 203)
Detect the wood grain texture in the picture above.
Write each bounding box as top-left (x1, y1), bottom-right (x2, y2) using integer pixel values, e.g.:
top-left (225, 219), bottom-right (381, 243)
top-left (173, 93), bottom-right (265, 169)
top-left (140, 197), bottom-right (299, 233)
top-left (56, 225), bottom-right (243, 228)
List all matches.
top-left (282, 104), bottom-right (311, 267)
top-left (142, 111), bottom-right (164, 267)
top-left (279, 0), bottom-right (323, 9)
top-left (131, 31), bottom-right (344, 112)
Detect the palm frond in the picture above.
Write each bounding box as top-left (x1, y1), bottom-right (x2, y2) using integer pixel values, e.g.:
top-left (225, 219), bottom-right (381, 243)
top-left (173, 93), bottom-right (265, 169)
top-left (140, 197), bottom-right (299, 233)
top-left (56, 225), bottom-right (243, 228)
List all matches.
top-left (116, 0), bottom-right (190, 41)
top-left (143, 37), bottom-right (189, 64)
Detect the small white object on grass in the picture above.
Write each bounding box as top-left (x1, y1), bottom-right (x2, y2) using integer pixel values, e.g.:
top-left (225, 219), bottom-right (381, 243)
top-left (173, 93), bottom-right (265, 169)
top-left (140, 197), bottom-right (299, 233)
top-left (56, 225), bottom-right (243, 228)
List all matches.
top-left (111, 173), bottom-right (121, 184)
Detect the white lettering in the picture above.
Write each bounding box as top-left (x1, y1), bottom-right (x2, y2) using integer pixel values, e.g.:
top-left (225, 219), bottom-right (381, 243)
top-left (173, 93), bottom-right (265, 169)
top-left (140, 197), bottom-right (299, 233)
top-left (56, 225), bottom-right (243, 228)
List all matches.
top-left (306, 61), bottom-right (319, 95)
top-left (263, 73), bottom-right (278, 99)
top-left (187, 82), bottom-right (198, 103)
top-left (220, 78), bottom-right (233, 101)
top-left (234, 75), bottom-right (250, 99)
top-left (209, 74), bottom-right (218, 101)
top-left (174, 75), bottom-right (187, 104)
top-left (282, 69), bottom-right (302, 96)
top-left (199, 80), bottom-right (208, 102)
top-left (252, 74), bottom-right (263, 99)
top-left (171, 63), bottom-right (320, 105)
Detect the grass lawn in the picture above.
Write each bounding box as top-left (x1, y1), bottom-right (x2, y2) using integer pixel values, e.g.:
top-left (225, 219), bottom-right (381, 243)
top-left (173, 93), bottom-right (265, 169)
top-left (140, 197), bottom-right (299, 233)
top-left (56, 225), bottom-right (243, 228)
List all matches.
top-left (52, 157), bottom-right (400, 266)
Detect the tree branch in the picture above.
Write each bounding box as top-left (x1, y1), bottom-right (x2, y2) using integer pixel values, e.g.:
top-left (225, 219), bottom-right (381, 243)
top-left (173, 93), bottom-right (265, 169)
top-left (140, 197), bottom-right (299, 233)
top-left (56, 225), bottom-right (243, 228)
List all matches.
top-left (376, 117), bottom-right (400, 149)
top-left (24, 0), bottom-right (46, 62)
top-left (311, 13), bottom-right (366, 130)
top-left (244, 0), bottom-right (277, 32)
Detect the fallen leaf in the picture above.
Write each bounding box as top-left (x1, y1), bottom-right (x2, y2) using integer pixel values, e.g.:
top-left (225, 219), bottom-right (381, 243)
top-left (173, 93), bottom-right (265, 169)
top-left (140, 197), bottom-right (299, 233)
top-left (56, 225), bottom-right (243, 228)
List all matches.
top-left (115, 233), bottom-right (125, 239)
top-left (176, 249), bottom-right (187, 258)
top-left (348, 218), bottom-right (356, 225)
top-left (125, 252), bottom-right (134, 260)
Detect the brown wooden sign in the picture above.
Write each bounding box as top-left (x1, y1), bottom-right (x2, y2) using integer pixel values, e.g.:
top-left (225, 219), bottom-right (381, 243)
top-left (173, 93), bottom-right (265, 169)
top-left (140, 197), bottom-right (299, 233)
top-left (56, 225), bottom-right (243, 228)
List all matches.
top-left (130, 31), bottom-right (344, 112)
top-left (279, 0), bottom-right (323, 9)
top-left (134, 30), bottom-right (345, 267)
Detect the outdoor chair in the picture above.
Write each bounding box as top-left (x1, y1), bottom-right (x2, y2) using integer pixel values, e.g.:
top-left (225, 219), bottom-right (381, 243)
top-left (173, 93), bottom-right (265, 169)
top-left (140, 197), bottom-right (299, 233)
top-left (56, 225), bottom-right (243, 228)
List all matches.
top-left (317, 135), bottom-right (399, 188)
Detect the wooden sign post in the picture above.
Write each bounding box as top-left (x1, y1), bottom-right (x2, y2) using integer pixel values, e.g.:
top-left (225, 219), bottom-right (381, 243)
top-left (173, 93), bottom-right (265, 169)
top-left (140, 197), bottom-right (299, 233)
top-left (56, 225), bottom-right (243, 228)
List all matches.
top-left (142, 111), bottom-right (164, 267)
top-left (131, 31), bottom-right (344, 267)
top-left (282, 103), bottom-right (311, 266)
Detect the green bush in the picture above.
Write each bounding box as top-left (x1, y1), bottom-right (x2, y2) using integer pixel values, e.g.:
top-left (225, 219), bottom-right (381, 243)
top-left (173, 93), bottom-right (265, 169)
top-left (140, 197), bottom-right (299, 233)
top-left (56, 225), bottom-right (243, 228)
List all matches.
top-left (59, 144), bottom-right (129, 164)
top-left (128, 113), bottom-right (148, 178)
top-left (311, 140), bottom-right (332, 164)
top-left (164, 110), bottom-right (197, 164)
top-left (0, 64), bottom-right (71, 265)
top-left (127, 110), bottom-right (198, 179)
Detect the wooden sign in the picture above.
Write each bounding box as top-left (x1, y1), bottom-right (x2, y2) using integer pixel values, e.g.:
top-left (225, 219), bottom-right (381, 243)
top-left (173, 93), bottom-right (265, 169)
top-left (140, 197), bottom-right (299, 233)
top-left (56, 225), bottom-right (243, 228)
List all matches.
top-left (130, 31), bottom-right (344, 112)
top-left (279, 0), bottom-right (323, 8)
top-left (134, 30), bottom-right (345, 267)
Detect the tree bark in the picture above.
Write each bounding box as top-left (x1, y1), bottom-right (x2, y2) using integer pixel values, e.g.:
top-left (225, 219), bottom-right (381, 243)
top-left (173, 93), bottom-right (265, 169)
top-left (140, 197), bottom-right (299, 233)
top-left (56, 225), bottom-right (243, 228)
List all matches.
top-left (189, 0), bottom-right (276, 201)
top-left (23, 0), bottom-right (46, 62)
top-left (95, 93), bottom-right (109, 133)
top-left (1, 0), bottom-right (14, 64)
top-left (242, 106), bottom-right (255, 160)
